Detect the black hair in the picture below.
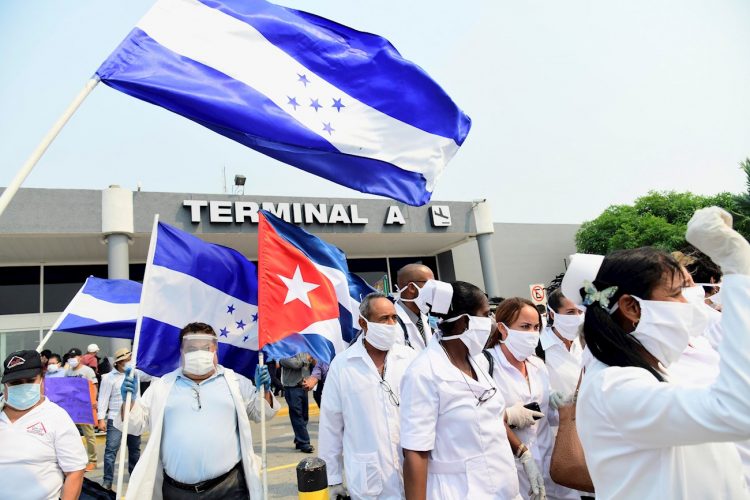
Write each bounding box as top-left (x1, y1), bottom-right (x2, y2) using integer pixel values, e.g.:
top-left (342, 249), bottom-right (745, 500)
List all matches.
top-left (179, 322), bottom-right (217, 343)
top-left (437, 281), bottom-right (486, 335)
top-left (48, 353), bottom-right (62, 363)
top-left (41, 349), bottom-right (52, 358)
top-left (681, 245), bottom-right (722, 293)
top-left (546, 289), bottom-right (566, 327)
top-left (583, 247), bottom-right (683, 382)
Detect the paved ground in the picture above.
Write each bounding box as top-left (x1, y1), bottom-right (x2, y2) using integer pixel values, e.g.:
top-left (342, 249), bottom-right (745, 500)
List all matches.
top-left (88, 394), bottom-right (320, 499)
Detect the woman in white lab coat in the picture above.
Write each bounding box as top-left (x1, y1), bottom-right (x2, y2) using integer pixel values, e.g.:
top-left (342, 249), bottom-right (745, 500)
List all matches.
top-left (541, 289), bottom-right (585, 396)
top-left (486, 297), bottom-right (579, 500)
top-left (401, 281), bottom-right (521, 500)
top-left (575, 207), bottom-right (750, 499)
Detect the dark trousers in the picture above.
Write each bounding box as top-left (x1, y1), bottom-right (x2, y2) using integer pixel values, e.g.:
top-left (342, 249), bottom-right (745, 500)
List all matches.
top-left (103, 419), bottom-right (141, 486)
top-left (285, 386), bottom-right (310, 446)
top-left (162, 463), bottom-right (248, 500)
top-left (313, 380), bottom-right (324, 409)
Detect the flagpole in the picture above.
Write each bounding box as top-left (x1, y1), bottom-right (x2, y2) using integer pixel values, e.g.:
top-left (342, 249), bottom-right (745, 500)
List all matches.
top-left (36, 280), bottom-right (90, 353)
top-left (116, 214), bottom-right (159, 499)
top-left (0, 76), bottom-right (99, 218)
top-left (259, 350), bottom-right (269, 500)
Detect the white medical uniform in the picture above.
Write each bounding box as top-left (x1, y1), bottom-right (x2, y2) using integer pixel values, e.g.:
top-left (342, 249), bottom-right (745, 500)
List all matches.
top-left (702, 302), bottom-right (723, 350)
top-left (400, 337), bottom-right (521, 500)
top-left (488, 347), bottom-right (579, 500)
top-left (0, 399), bottom-right (87, 500)
top-left (318, 338), bottom-right (416, 499)
top-left (669, 330), bottom-right (750, 489)
top-left (577, 274), bottom-right (750, 499)
top-left (394, 301), bottom-right (433, 351)
top-left (539, 327), bottom-right (583, 396)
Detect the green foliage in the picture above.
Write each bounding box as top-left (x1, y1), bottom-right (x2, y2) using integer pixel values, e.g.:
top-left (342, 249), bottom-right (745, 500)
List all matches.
top-left (575, 159), bottom-right (750, 254)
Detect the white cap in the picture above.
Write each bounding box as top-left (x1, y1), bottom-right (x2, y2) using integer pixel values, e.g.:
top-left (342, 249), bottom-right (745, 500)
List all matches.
top-left (420, 280), bottom-right (454, 314)
top-left (87, 343), bottom-right (100, 353)
top-left (561, 253), bottom-right (605, 306)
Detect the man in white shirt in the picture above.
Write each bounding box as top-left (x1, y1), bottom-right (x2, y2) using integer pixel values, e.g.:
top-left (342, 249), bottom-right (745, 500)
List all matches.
top-left (394, 263), bottom-right (435, 351)
top-left (97, 348), bottom-right (141, 491)
top-left (64, 347), bottom-right (98, 471)
top-left (319, 293), bottom-right (417, 499)
top-left (120, 322), bottom-right (278, 499)
top-left (0, 349), bottom-right (87, 500)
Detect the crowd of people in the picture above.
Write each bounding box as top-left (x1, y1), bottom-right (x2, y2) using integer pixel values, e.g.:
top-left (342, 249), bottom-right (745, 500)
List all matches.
top-left (2, 206), bottom-right (750, 499)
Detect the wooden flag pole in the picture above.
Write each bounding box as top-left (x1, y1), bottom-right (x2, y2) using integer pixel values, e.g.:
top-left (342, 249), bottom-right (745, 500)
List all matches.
top-left (259, 350), bottom-right (269, 500)
top-left (116, 215), bottom-right (159, 499)
top-left (0, 76), bottom-right (100, 218)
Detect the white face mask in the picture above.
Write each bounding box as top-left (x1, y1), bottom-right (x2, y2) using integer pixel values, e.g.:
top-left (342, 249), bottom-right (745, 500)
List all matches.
top-left (500, 323), bottom-right (540, 361)
top-left (362, 316), bottom-right (399, 351)
top-left (396, 282), bottom-right (429, 313)
top-left (183, 350), bottom-right (215, 376)
top-left (47, 363), bottom-right (60, 373)
top-left (67, 358), bottom-right (79, 368)
top-left (552, 312), bottom-right (585, 341)
top-left (631, 296), bottom-right (709, 367)
top-left (682, 285), bottom-right (706, 305)
top-left (442, 314), bottom-right (493, 356)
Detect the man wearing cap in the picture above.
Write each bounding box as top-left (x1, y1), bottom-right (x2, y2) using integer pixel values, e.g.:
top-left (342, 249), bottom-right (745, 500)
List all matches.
top-left (119, 322), bottom-right (277, 499)
top-left (81, 343), bottom-right (101, 377)
top-left (65, 347), bottom-right (99, 471)
top-left (97, 348), bottom-right (141, 491)
top-left (0, 350), bottom-right (87, 500)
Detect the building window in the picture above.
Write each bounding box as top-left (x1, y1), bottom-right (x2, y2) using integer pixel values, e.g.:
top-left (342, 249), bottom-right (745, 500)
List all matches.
top-left (347, 258), bottom-right (388, 288)
top-left (0, 267), bottom-right (40, 315)
top-left (0, 330), bottom-right (41, 363)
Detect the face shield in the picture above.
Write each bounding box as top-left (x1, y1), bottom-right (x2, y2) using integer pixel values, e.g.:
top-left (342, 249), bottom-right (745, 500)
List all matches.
top-left (181, 334), bottom-right (218, 376)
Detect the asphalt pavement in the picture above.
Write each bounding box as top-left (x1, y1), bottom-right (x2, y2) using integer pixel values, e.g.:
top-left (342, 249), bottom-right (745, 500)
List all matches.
top-left (87, 393), bottom-right (320, 499)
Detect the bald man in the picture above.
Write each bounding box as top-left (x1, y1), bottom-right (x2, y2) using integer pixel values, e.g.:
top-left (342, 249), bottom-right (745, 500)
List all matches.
top-left (394, 263), bottom-right (435, 351)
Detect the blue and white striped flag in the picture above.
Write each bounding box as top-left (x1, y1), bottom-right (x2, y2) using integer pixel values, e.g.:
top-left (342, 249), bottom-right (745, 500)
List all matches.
top-left (96, 0), bottom-right (471, 206)
top-left (50, 277), bottom-right (140, 339)
top-left (136, 221), bottom-right (261, 378)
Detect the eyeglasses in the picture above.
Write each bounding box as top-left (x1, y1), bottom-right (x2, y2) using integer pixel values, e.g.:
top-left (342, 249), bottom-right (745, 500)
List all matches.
top-left (379, 379), bottom-right (400, 407)
top-left (191, 387), bottom-right (202, 411)
top-left (477, 387), bottom-right (497, 406)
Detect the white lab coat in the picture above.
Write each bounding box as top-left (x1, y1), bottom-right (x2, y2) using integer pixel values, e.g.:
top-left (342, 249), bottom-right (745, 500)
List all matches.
top-left (394, 301), bottom-right (432, 351)
top-left (318, 338), bottom-right (417, 499)
top-left (539, 327), bottom-right (583, 396)
top-left (118, 367), bottom-right (277, 500)
top-left (488, 347), bottom-right (578, 500)
top-left (577, 274), bottom-right (750, 499)
top-left (400, 337), bottom-right (521, 500)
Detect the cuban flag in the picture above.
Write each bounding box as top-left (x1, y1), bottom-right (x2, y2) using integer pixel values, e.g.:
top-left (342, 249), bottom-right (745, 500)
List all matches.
top-left (258, 210), bottom-right (374, 363)
top-left (50, 277), bottom-right (140, 339)
top-left (136, 221), bottom-right (261, 378)
top-left (95, 0), bottom-right (471, 206)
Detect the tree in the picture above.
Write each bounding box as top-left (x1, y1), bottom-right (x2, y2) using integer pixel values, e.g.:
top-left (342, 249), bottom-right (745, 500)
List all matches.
top-left (575, 159), bottom-right (750, 254)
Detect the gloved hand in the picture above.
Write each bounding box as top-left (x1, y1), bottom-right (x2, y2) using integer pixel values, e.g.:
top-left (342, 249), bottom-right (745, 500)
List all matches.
top-left (687, 207), bottom-right (750, 276)
top-left (120, 367), bottom-right (138, 401)
top-left (255, 364), bottom-right (271, 392)
top-left (519, 449), bottom-right (547, 500)
top-left (548, 391), bottom-right (572, 410)
top-left (505, 402), bottom-right (544, 429)
top-left (329, 483), bottom-right (349, 499)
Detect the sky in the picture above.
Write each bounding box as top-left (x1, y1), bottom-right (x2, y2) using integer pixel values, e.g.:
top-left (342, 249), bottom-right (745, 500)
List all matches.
top-left (1, 1), bottom-right (749, 224)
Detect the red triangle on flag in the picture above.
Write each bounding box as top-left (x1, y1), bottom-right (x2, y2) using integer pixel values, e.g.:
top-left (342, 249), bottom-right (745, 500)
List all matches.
top-left (258, 214), bottom-right (340, 348)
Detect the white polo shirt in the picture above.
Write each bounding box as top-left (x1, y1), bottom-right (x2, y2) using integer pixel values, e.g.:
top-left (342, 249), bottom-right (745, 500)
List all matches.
top-left (0, 399), bottom-right (87, 500)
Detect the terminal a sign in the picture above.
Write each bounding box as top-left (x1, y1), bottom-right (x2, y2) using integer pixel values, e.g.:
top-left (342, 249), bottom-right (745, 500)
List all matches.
top-left (183, 200), bottom-right (424, 226)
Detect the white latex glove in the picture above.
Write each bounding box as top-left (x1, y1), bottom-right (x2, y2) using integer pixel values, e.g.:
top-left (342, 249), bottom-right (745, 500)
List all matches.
top-left (329, 483), bottom-right (348, 499)
top-left (686, 207), bottom-right (750, 276)
top-left (548, 391), bottom-right (572, 410)
top-left (519, 449), bottom-right (547, 500)
top-left (505, 401), bottom-right (544, 429)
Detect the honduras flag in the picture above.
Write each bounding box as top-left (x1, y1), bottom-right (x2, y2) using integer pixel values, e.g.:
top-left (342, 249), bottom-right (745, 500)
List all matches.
top-left (258, 210), bottom-right (375, 364)
top-left (50, 277), bottom-right (140, 339)
top-left (95, 0), bottom-right (471, 206)
top-left (136, 220), bottom-right (260, 378)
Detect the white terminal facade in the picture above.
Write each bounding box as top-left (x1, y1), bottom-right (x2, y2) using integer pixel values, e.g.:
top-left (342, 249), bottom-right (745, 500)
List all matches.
top-left (0, 186), bottom-right (579, 360)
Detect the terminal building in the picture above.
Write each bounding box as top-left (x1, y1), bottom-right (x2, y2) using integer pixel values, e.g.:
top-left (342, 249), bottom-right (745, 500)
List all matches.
top-left (0, 186), bottom-right (579, 360)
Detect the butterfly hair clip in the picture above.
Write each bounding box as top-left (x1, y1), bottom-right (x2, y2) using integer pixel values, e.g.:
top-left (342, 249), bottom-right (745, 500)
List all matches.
top-left (582, 280), bottom-right (618, 309)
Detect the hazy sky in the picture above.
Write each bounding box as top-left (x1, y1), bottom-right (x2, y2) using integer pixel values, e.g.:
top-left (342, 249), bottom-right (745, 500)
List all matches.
top-left (1, 1), bottom-right (748, 223)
